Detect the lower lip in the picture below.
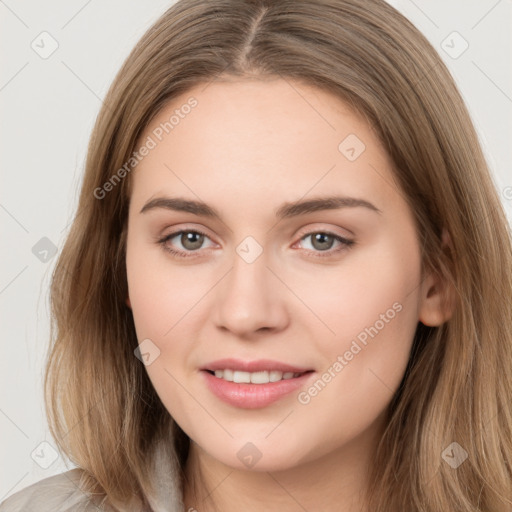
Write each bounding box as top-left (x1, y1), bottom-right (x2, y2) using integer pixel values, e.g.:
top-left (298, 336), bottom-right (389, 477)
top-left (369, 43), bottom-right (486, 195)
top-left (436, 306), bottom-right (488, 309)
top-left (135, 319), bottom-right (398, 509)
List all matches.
top-left (201, 370), bottom-right (315, 409)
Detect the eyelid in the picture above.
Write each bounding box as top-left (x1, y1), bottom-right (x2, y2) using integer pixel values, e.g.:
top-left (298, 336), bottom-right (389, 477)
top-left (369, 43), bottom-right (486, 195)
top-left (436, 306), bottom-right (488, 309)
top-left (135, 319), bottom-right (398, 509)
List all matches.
top-left (294, 223), bottom-right (354, 241)
top-left (159, 223), bottom-right (217, 242)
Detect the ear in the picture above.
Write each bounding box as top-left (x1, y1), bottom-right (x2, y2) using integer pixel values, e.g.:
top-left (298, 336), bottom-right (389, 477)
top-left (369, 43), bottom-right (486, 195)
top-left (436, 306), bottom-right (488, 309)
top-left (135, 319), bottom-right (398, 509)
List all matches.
top-left (126, 296), bottom-right (132, 309)
top-left (418, 229), bottom-right (457, 327)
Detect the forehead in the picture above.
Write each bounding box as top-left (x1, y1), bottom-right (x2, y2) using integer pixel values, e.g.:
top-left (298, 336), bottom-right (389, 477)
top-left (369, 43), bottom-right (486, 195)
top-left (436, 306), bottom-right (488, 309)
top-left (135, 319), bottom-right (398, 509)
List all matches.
top-left (129, 78), bottom-right (400, 217)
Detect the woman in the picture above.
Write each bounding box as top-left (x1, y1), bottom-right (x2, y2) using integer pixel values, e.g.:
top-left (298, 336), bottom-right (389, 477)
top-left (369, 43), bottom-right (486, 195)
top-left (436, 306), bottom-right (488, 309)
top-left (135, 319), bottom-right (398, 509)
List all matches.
top-left (2, 0), bottom-right (511, 510)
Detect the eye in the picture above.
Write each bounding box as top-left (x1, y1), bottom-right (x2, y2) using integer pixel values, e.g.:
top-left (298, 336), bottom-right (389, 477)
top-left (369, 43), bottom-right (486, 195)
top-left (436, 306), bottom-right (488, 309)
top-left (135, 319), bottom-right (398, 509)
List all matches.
top-left (157, 229), bottom-right (354, 259)
top-left (158, 229), bottom-right (215, 258)
top-left (296, 231), bottom-right (354, 257)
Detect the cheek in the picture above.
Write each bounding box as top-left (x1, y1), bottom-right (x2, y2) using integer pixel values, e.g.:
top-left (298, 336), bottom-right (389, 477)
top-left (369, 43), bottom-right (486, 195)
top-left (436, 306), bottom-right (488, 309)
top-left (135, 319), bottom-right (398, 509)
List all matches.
top-left (295, 235), bottom-right (421, 411)
top-left (291, 289), bottom-right (419, 463)
top-left (292, 235), bottom-right (421, 349)
top-left (126, 238), bottom-right (212, 340)
top-left (125, 243), bottom-right (201, 415)
top-left (295, 301), bottom-right (417, 455)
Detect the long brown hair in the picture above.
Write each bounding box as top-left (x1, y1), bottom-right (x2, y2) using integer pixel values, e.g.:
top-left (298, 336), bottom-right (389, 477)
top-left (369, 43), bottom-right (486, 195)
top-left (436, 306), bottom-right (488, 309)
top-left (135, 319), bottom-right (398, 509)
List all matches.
top-left (45, 0), bottom-right (512, 510)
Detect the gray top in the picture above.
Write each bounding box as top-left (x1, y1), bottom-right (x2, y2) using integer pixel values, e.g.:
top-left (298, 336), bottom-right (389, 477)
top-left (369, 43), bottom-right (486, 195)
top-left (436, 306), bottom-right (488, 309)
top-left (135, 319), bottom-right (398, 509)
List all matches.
top-left (0, 433), bottom-right (185, 511)
top-left (0, 469), bottom-right (101, 512)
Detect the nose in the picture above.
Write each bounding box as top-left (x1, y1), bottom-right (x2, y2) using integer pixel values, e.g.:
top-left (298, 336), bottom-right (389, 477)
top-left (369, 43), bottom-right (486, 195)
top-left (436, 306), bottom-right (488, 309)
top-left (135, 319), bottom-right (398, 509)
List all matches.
top-left (212, 246), bottom-right (289, 338)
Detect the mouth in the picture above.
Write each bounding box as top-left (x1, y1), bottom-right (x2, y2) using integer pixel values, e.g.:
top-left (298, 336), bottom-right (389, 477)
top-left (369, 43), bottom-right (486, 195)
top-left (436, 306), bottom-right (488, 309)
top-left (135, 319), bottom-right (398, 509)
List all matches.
top-left (199, 359), bottom-right (315, 409)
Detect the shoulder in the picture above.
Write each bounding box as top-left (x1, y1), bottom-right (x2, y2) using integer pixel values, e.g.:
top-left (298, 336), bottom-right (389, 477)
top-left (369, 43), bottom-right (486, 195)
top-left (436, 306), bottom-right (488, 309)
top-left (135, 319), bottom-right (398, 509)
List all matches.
top-left (0, 469), bottom-right (100, 512)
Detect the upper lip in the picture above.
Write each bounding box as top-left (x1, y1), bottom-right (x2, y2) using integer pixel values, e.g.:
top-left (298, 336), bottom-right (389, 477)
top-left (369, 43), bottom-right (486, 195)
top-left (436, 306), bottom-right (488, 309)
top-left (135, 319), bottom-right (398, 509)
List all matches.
top-left (201, 358), bottom-right (313, 373)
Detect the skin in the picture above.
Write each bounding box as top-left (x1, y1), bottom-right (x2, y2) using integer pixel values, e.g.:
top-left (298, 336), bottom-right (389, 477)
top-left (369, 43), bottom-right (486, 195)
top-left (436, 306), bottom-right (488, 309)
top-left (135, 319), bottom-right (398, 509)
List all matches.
top-left (125, 77), bottom-right (452, 512)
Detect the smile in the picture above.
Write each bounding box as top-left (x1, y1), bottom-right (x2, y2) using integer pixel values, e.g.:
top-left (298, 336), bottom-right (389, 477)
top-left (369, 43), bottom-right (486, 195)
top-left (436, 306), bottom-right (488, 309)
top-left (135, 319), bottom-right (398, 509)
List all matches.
top-left (201, 369), bottom-right (315, 409)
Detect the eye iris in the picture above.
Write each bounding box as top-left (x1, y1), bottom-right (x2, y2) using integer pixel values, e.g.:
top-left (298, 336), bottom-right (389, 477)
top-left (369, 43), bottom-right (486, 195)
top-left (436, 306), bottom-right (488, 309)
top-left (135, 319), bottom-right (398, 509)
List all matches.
top-left (311, 233), bottom-right (334, 251)
top-left (182, 232), bottom-right (204, 250)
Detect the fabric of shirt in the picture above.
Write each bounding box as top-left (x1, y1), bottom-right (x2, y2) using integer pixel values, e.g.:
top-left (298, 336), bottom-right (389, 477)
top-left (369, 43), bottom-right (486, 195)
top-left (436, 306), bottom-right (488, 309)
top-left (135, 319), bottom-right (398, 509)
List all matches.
top-left (0, 427), bottom-right (185, 512)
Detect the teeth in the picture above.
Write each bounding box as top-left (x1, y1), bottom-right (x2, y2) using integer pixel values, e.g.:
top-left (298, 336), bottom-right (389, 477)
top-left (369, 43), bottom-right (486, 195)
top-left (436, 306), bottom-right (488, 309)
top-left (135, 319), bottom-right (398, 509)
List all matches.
top-left (211, 369), bottom-right (303, 383)
top-left (269, 370), bottom-right (283, 382)
top-left (233, 370), bottom-right (251, 383)
top-left (250, 371), bottom-right (270, 384)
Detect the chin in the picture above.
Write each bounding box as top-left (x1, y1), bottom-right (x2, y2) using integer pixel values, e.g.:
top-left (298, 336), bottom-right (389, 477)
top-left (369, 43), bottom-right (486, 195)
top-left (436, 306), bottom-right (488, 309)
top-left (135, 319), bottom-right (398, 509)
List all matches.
top-left (197, 436), bottom-right (311, 473)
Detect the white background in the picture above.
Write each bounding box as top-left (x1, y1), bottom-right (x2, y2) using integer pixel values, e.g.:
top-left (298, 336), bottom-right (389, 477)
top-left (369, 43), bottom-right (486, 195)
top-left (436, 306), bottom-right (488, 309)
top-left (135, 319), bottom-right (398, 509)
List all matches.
top-left (1, 0), bottom-right (511, 501)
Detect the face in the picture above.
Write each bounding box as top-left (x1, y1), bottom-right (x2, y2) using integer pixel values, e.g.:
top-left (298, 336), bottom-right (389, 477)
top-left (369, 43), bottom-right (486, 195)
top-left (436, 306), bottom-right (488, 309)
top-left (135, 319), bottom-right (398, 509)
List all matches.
top-left (125, 77), bottom-right (439, 472)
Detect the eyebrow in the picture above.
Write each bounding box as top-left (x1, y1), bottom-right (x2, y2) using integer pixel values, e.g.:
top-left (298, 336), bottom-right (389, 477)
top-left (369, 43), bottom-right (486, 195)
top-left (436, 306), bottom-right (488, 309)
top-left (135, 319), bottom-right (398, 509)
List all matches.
top-left (139, 195), bottom-right (382, 219)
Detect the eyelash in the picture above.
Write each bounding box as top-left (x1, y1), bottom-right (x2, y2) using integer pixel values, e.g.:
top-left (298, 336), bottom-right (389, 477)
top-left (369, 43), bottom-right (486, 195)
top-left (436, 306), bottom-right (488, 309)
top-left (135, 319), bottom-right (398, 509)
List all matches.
top-left (157, 229), bottom-right (355, 259)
